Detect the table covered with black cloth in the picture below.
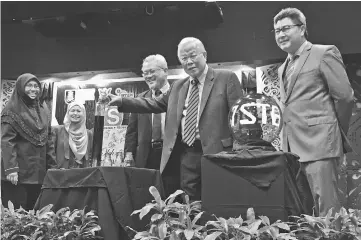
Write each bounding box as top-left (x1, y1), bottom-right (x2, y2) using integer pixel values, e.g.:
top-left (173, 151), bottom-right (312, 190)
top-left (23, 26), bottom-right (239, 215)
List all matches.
top-left (34, 167), bottom-right (165, 240)
top-left (201, 149), bottom-right (313, 222)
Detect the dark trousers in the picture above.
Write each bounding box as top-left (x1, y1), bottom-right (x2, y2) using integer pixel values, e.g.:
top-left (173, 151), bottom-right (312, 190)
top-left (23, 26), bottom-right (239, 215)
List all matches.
top-left (145, 143), bottom-right (162, 170)
top-left (162, 137), bottom-right (203, 201)
top-left (1, 180), bottom-right (42, 210)
top-left (301, 158), bottom-right (341, 216)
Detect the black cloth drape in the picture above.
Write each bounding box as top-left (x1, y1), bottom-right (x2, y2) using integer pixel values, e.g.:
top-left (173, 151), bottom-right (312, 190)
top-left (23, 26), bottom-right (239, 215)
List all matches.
top-left (202, 150), bottom-right (313, 222)
top-left (34, 167), bottom-right (165, 240)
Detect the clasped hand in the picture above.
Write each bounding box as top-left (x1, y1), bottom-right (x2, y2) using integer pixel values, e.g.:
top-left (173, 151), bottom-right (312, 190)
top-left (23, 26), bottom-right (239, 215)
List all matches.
top-left (6, 172), bottom-right (18, 185)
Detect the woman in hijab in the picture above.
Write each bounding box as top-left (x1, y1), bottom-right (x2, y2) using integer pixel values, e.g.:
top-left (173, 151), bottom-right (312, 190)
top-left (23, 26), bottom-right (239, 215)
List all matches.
top-left (52, 101), bottom-right (93, 168)
top-left (1, 73), bottom-right (57, 210)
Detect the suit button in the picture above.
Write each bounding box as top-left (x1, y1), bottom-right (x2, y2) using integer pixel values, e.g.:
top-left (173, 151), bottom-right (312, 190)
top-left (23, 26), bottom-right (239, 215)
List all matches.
top-left (170, 148), bottom-right (173, 151)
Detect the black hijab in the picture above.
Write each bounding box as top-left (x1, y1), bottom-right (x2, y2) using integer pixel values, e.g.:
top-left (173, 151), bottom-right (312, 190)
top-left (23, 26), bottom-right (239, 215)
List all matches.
top-left (1, 73), bottom-right (50, 146)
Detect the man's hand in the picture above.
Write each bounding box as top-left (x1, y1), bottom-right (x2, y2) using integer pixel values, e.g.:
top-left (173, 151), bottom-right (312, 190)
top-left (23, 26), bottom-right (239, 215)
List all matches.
top-left (108, 93), bottom-right (122, 106)
top-left (124, 152), bottom-right (135, 167)
top-left (6, 172), bottom-right (18, 185)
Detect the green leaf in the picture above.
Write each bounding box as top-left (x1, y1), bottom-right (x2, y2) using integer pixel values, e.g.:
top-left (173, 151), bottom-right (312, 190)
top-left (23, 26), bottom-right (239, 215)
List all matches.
top-left (37, 204), bottom-right (53, 219)
top-left (248, 219), bottom-right (262, 234)
top-left (274, 222), bottom-right (290, 231)
top-left (149, 186), bottom-right (163, 206)
top-left (184, 229), bottom-right (194, 240)
top-left (184, 195), bottom-right (190, 205)
top-left (131, 209), bottom-right (143, 216)
top-left (332, 216), bottom-right (342, 231)
top-left (269, 226), bottom-right (279, 238)
top-left (191, 212), bottom-right (204, 227)
top-left (219, 217), bottom-right (228, 233)
top-left (259, 215), bottom-right (270, 226)
top-left (151, 214), bottom-right (163, 222)
top-left (204, 231), bottom-right (223, 240)
top-left (278, 233), bottom-right (298, 240)
top-left (140, 204), bottom-right (157, 220)
top-left (170, 232), bottom-right (180, 240)
top-left (165, 190), bottom-right (184, 204)
top-left (158, 221), bottom-right (167, 240)
top-left (89, 225), bottom-right (101, 235)
top-left (134, 231), bottom-right (151, 240)
top-left (246, 208), bottom-right (255, 222)
top-left (8, 201), bottom-right (15, 214)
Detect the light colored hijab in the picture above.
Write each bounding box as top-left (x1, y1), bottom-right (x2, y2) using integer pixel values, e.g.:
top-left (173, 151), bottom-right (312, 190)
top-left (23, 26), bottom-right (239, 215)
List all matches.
top-left (63, 102), bottom-right (88, 163)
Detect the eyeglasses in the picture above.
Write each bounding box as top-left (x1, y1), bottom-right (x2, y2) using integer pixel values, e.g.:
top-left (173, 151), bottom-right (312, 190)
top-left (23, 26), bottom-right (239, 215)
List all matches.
top-left (25, 83), bottom-right (40, 89)
top-left (142, 68), bottom-right (164, 77)
top-left (272, 24), bottom-right (303, 35)
top-left (180, 53), bottom-right (203, 63)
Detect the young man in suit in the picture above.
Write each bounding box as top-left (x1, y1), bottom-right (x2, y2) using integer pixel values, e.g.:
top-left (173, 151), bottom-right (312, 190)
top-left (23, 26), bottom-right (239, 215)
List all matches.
top-left (109, 37), bottom-right (244, 200)
top-left (123, 55), bottom-right (170, 169)
top-left (273, 8), bottom-right (354, 216)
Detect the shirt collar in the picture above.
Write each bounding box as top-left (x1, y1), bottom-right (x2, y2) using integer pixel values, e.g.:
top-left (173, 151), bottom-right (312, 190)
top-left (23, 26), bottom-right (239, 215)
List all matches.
top-left (191, 64), bottom-right (208, 85)
top-left (152, 81), bottom-right (170, 96)
top-left (288, 40), bottom-right (308, 60)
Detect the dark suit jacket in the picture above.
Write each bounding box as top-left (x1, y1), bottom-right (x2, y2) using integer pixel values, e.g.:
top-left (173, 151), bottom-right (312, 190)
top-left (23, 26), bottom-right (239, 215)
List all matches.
top-left (124, 90), bottom-right (154, 168)
top-left (278, 42), bottom-right (354, 162)
top-left (117, 67), bottom-right (243, 173)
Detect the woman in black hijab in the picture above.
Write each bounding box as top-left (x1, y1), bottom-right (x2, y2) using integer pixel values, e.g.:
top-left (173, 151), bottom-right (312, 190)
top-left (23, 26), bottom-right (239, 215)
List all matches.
top-left (1, 73), bottom-right (57, 210)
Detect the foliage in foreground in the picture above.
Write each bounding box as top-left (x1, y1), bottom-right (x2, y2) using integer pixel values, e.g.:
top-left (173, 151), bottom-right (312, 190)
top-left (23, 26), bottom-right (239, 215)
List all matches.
top-left (128, 186), bottom-right (361, 240)
top-left (1, 201), bottom-right (102, 240)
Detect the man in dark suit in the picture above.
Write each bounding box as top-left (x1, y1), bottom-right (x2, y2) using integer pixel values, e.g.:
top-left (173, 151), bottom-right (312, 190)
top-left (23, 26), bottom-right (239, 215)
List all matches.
top-left (274, 8), bottom-right (354, 216)
top-left (109, 37), bottom-right (244, 199)
top-left (123, 54), bottom-right (170, 169)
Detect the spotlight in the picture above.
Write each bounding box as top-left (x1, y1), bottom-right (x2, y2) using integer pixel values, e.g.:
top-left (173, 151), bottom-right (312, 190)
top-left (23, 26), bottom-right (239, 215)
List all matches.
top-left (80, 21), bottom-right (87, 30)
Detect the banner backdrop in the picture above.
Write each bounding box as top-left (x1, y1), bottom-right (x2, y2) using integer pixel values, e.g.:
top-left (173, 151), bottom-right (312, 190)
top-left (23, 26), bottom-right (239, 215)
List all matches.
top-left (1, 79), bottom-right (16, 111)
top-left (256, 63), bottom-right (283, 150)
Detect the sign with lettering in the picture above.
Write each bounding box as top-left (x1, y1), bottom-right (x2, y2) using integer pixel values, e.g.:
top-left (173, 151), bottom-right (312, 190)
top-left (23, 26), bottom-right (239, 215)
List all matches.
top-left (229, 93), bottom-right (283, 145)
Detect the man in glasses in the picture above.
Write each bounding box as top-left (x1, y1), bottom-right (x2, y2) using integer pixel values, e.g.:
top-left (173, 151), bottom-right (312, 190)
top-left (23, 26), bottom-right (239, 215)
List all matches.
top-left (123, 54), bottom-right (170, 170)
top-left (273, 7), bottom-right (354, 216)
top-left (109, 37), bottom-right (243, 200)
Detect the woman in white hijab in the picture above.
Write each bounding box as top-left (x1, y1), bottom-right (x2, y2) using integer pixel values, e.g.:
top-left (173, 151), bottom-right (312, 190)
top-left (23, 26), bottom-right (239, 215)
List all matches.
top-left (52, 101), bottom-right (93, 168)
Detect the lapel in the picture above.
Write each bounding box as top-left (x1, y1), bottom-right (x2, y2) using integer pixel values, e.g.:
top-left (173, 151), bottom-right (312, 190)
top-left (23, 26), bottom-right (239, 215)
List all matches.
top-left (285, 42), bottom-right (313, 102)
top-left (199, 67), bottom-right (215, 118)
top-left (176, 78), bottom-right (190, 123)
top-left (278, 61), bottom-right (287, 101)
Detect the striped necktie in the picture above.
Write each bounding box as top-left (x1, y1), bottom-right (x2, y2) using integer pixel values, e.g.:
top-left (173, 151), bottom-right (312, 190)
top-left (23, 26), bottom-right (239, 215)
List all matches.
top-left (283, 55), bottom-right (299, 93)
top-left (183, 78), bottom-right (200, 146)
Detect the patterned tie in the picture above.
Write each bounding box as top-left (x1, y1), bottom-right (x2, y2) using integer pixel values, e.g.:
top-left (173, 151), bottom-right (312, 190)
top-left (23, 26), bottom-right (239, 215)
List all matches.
top-left (183, 78), bottom-right (200, 146)
top-left (152, 90), bottom-right (162, 141)
top-left (283, 55), bottom-right (299, 93)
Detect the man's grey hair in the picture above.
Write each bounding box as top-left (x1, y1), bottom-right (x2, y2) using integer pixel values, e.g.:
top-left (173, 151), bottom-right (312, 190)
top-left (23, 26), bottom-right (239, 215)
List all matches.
top-left (177, 37), bottom-right (206, 59)
top-left (273, 7), bottom-right (308, 38)
top-left (142, 54), bottom-right (168, 69)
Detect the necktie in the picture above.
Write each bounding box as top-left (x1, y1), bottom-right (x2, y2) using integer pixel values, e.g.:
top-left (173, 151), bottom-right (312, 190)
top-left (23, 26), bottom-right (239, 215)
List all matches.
top-left (283, 55), bottom-right (299, 93)
top-left (183, 78), bottom-right (200, 146)
top-left (154, 89), bottom-right (162, 97)
top-left (152, 90), bottom-right (162, 141)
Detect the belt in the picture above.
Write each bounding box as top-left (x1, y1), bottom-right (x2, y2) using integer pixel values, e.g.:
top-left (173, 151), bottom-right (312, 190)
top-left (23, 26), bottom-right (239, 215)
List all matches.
top-left (183, 139), bottom-right (202, 151)
top-left (151, 140), bottom-right (163, 149)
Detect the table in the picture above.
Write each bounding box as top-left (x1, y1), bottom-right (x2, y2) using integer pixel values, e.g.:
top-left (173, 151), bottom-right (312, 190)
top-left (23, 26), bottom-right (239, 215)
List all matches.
top-left (201, 149), bottom-right (313, 223)
top-left (35, 167), bottom-right (165, 240)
